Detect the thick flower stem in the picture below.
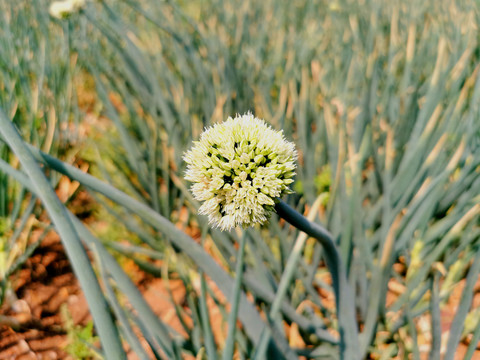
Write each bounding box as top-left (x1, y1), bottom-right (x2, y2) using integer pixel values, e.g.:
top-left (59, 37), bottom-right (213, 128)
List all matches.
top-left (275, 200), bottom-right (359, 360)
top-left (222, 231), bottom-right (247, 360)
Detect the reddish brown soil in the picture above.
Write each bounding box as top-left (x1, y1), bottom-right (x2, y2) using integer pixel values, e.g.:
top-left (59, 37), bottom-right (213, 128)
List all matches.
top-left (0, 229), bottom-right (479, 359)
top-left (0, 234), bottom-right (89, 359)
top-left (0, 233), bottom-right (191, 360)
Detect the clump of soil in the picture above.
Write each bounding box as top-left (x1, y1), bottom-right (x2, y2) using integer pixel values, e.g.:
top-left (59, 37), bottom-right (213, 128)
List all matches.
top-left (0, 234), bottom-right (90, 360)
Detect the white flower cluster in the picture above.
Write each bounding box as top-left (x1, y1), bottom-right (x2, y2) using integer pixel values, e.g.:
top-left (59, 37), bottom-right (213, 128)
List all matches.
top-left (184, 113), bottom-right (297, 231)
top-left (49, 0), bottom-right (85, 19)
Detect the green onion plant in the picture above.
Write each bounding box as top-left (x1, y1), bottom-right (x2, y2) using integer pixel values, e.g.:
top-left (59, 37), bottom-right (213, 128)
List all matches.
top-left (0, 0), bottom-right (479, 359)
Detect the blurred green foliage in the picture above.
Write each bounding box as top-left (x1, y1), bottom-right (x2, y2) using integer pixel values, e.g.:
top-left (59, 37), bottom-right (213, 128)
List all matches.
top-left (0, 0), bottom-right (81, 305)
top-left (62, 305), bottom-right (102, 360)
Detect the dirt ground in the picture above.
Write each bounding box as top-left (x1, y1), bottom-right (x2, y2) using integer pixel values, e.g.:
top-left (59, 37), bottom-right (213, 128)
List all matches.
top-left (0, 233), bottom-right (479, 359)
top-left (0, 232), bottom-right (191, 360)
top-left (0, 234), bottom-right (88, 359)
